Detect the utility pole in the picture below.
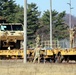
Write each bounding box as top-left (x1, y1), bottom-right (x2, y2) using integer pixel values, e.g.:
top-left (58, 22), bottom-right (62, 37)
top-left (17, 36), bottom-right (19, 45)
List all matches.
top-left (67, 0), bottom-right (73, 48)
top-left (24, 0), bottom-right (27, 63)
top-left (67, 0), bottom-right (73, 29)
top-left (50, 0), bottom-right (52, 48)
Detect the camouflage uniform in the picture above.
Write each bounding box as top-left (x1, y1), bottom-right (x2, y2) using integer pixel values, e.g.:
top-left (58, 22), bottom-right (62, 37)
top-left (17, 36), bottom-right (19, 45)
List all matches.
top-left (33, 46), bottom-right (41, 63)
top-left (35, 35), bottom-right (40, 47)
top-left (69, 29), bottom-right (75, 48)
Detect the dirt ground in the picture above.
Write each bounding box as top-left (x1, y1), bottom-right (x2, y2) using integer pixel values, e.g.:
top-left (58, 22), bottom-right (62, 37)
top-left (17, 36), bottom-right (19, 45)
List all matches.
top-left (0, 60), bottom-right (76, 75)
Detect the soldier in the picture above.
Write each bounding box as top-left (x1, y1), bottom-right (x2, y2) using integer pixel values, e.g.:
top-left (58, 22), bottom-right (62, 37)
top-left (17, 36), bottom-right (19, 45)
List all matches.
top-left (35, 35), bottom-right (40, 47)
top-left (33, 45), bottom-right (41, 63)
top-left (69, 29), bottom-right (75, 48)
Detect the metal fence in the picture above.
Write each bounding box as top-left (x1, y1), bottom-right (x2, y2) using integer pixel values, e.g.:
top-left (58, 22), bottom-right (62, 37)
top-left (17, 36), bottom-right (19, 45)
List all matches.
top-left (41, 39), bottom-right (71, 49)
top-left (29, 38), bottom-right (76, 49)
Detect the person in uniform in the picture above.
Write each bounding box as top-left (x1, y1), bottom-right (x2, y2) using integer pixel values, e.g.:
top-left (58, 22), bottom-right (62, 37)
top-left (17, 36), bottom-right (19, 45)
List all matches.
top-left (33, 45), bottom-right (41, 63)
top-left (69, 29), bottom-right (75, 48)
top-left (35, 35), bottom-right (40, 47)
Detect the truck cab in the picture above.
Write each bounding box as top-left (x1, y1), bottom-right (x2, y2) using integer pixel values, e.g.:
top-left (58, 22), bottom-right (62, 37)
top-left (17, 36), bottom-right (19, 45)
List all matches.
top-left (0, 23), bottom-right (24, 50)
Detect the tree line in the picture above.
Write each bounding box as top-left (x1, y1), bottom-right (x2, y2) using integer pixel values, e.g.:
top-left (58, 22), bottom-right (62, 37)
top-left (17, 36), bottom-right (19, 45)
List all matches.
top-left (0, 0), bottom-right (69, 45)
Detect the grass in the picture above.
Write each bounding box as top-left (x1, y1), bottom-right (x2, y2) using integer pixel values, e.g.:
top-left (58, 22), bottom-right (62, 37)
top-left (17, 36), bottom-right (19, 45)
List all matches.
top-left (0, 60), bottom-right (76, 75)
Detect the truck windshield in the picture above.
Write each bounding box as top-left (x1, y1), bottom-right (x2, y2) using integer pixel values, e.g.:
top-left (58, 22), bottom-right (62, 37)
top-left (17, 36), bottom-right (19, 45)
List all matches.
top-left (12, 25), bottom-right (23, 31)
top-left (0, 25), bottom-right (11, 31)
top-left (0, 25), bottom-right (23, 31)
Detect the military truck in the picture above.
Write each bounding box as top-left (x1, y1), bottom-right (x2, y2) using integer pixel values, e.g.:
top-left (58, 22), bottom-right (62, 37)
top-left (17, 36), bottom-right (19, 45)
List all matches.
top-left (0, 23), bottom-right (24, 50)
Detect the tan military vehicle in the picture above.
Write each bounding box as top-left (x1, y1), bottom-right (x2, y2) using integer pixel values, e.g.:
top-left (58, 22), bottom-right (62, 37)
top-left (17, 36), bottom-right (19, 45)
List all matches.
top-left (0, 23), bottom-right (24, 50)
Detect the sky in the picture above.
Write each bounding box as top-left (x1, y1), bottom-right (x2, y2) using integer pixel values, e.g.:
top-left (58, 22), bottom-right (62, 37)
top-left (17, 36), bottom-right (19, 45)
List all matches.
top-left (14, 0), bottom-right (76, 17)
